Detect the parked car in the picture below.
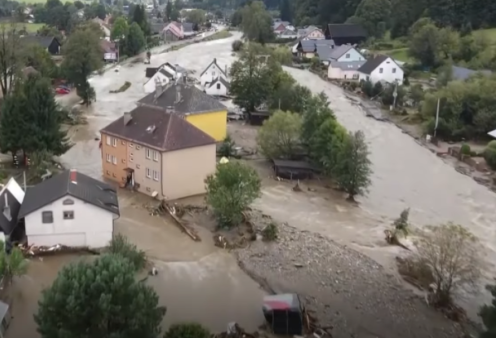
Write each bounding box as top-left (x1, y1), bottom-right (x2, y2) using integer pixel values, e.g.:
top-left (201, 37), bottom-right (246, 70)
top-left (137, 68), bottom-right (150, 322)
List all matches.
top-left (56, 87), bottom-right (70, 95)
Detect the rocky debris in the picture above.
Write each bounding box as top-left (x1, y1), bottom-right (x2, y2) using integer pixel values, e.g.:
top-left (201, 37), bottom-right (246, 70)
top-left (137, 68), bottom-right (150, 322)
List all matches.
top-left (236, 223), bottom-right (467, 338)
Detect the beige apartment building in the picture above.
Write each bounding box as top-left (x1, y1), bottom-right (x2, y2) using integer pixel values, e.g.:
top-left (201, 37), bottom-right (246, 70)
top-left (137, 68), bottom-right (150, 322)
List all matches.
top-left (100, 105), bottom-right (217, 200)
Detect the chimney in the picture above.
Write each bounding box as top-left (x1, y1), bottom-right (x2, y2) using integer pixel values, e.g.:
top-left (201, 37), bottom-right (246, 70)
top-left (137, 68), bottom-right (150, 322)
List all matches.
top-left (213, 58), bottom-right (216, 64)
top-left (123, 112), bottom-right (132, 126)
top-left (3, 194), bottom-right (10, 221)
top-left (225, 65), bottom-right (227, 75)
top-left (70, 169), bottom-right (77, 184)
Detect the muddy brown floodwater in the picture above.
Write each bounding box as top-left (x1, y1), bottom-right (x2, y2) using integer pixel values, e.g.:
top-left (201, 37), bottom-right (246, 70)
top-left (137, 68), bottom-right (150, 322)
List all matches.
top-left (55, 31), bottom-right (496, 323)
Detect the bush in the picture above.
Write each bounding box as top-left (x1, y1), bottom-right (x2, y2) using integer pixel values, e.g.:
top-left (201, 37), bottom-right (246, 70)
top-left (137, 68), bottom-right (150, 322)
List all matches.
top-left (484, 140), bottom-right (496, 170)
top-left (262, 222), bottom-right (278, 241)
top-left (460, 143), bottom-right (471, 155)
top-left (232, 40), bottom-right (243, 51)
top-left (107, 234), bottom-right (147, 271)
top-left (165, 323), bottom-right (211, 338)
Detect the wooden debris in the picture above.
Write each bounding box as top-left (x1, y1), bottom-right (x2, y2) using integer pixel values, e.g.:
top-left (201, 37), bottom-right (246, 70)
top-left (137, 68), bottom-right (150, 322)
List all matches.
top-left (162, 201), bottom-right (201, 242)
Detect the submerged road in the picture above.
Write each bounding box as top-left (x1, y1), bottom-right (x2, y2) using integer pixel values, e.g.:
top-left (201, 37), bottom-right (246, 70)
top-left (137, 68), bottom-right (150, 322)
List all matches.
top-left (58, 31), bottom-right (496, 319)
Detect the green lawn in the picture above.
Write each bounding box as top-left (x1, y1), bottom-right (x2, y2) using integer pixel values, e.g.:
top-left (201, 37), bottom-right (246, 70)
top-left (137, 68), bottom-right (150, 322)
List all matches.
top-left (0, 22), bottom-right (44, 33)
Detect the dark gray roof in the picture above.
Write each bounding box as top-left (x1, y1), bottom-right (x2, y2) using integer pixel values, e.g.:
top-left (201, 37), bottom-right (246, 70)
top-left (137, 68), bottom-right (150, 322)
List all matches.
top-left (209, 77), bottom-right (230, 89)
top-left (18, 170), bottom-right (120, 219)
top-left (138, 83), bottom-right (226, 115)
top-left (22, 35), bottom-right (59, 48)
top-left (329, 45), bottom-right (354, 60)
top-left (101, 106), bottom-right (215, 151)
top-left (200, 59), bottom-right (227, 78)
top-left (358, 55), bottom-right (390, 74)
top-left (158, 68), bottom-right (174, 78)
top-left (298, 40), bottom-right (316, 52)
top-left (326, 24), bottom-right (367, 38)
top-left (452, 66), bottom-right (492, 80)
top-left (151, 22), bottom-right (164, 34)
top-left (0, 178), bottom-right (24, 235)
top-left (316, 44), bottom-right (332, 61)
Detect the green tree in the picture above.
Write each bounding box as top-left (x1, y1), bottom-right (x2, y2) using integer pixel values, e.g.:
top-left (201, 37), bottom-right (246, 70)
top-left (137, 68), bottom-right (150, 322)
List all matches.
top-left (312, 117), bottom-right (348, 175)
top-left (107, 234), bottom-right (147, 271)
top-left (480, 284), bottom-right (496, 338)
top-left (301, 93), bottom-right (335, 152)
top-left (0, 24), bottom-right (23, 97)
top-left (0, 83), bottom-right (26, 160)
top-left (165, 323), bottom-right (211, 338)
top-left (0, 240), bottom-right (28, 287)
top-left (35, 255), bottom-right (166, 338)
top-left (36, 25), bottom-right (63, 41)
top-left (130, 4), bottom-right (150, 36)
top-left (21, 44), bottom-right (58, 79)
top-left (126, 22), bottom-right (146, 56)
top-left (484, 140), bottom-right (496, 170)
top-left (257, 110), bottom-right (302, 159)
top-left (334, 130), bottom-right (372, 201)
top-left (205, 161), bottom-right (261, 228)
top-left (354, 0), bottom-right (391, 38)
top-left (111, 16), bottom-right (129, 41)
top-left (186, 9), bottom-right (206, 25)
top-left (165, 0), bottom-right (172, 19)
top-left (240, 1), bottom-right (274, 44)
top-left (279, 0), bottom-right (292, 22)
top-left (62, 24), bottom-right (102, 105)
top-left (408, 19), bottom-right (442, 68)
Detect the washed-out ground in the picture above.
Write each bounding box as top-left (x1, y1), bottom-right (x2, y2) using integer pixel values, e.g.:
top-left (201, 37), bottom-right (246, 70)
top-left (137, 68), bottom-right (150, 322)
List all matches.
top-left (12, 30), bottom-right (496, 337)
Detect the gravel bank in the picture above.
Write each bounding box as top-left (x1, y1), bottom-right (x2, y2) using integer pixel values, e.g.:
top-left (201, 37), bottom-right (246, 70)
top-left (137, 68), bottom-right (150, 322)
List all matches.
top-left (236, 223), bottom-right (465, 338)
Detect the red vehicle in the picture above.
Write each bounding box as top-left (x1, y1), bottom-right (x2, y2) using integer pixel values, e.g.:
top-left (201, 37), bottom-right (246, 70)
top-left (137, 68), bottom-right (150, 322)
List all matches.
top-left (56, 87), bottom-right (70, 95)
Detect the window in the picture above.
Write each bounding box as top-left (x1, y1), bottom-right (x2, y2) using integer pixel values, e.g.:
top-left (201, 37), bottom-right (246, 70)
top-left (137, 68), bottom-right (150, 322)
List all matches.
top-left (106, 136), bottom-right (111, 145)
top-left (212, 71), bottom-right (216, 76)
top-left (106, 154), bottom-right (111, 162)
top-left (112, 156), bottom-right (117, 165)
top-left (345, 53), bottom-right (350, 58)
top-left (63, 211), bottom-right (74, 220)
top-left (153, 170), bottom-right (159, 181)
top-left (344, 75), bottom-right (347, 79)
top-left (42, 211), bottom-right (53, 224)
top-left (129, 157), bottom-right (133, 162)
top-left (216, 83), bottom-right (221, 89)
top-left (63, 198), bottom-right (74, 205)
top-left (146, 149), bottom-right (151, 159)
top-left (392, 68), bottom-right (396, 73)
top-left (352, 74), bottom-right (359, 80)
top-left (112, 138), bottom-right (117, 147)
top-left (379, 68), bottom-right (383, 74)
top-left (153, 151), bottom-right (159, 161)
top-left (146, 168), bottom-right (151, 178)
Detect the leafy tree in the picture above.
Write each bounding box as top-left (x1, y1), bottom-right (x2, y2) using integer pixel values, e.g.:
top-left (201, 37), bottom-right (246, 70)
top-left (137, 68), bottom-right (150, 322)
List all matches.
top-left (354, 0), bottom-right (391, 38)
top-left (111, 16), bottom-right (129, 41)
top-left (312, 117), bottom-right (348, 176)
top-left (0, 84), bottom-right (26, 160)
top-left (279, 0), bottom-right (291, 22)
top-left (334, 130), bottom-right (372, 201)
top-left (230, 9), bottom-right (242, 26)
top-left (240, 1), bottom-right (274, 44)
top-left (165, 323), bottom-right (211, 338)
top-left (36, 25), bottom-right (63, 41)
top-left (484, 141), bottom-right (496, 170)
top-left (232, 40), bottom-right (243, 51)
top-left (0, 240), bottom-right (28, 286)
top-left (408, 20), bottom-right (442, 68)
top-left (412, 223), bottom-right (482, 307)
top-left (62, 24), bottom-right (102, 105)
top-left (480, 284), bottom-right (496, 338)
top-left (35, 254), bottom-right (166, 338)
top-left (73, 0), bottom-right (84, 9)
top-left (186, 9), bottom-right (206, 25)
top-left (165, 0), bottom-right (172, 19)
top-left (21, 44), bottom-right (58, 79)
top-left (107, 234), bottom-right (146, 272)
top-left (126, 22), bottom-right (146, 56)
top-left (301, 93), bottom-right (335, 151)
top-left (130, 4), bottom-right (150, 36)
top-left (205, 161), bottom-right (261, 228)
top-left (0, 24), bottom-right (22, 97)
top-left (257, 110), bottom-right (302, 159)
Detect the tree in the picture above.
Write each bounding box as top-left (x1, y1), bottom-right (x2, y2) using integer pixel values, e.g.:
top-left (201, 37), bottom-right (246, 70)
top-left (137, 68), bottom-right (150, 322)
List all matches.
top-left (205, 161), bottom-right (261, 228)
top-left (37, 24), bottom-right (63, 41)
top-left (312, 117), bottom-right (348, 175)
top-left (279, 0), bottom-right (291, 22)
top-left (484, 141), bottom-right (496, 170)
top-left (0, 24), bottom-right (22, 97)
top-left (21, 44), bottom-right (58, 79)
top-left (165, 323), bottom-right (211, 338)
top-left (130, 4), bottom-right (150, 36)
top-left (412, 223), bottom-right (483, 307)
top-left (0, 84), bottom-right (26, 160)
top-left (111, 16), bottom-right (129, 41)
top-left (186, 9), bottom-right (206, 25)
top-left (35, 255), bottom-right (166, 338)
top-left (62, 25), bottom-right (102, 105)
top-left (240, 1), bottom-right (274, 44)
top-left (354, 0), bottom-right (391, 38)
top-left (301, 93), bottom-right (335, 151)
top-left (126, 22), bottom-right (146, 56)
top-left (0, 240), bottom-right (28, 287)
top-left (480, 284), bottom-right (496, 338)
top-left (165, 0), bottom-right (172, 19)
top-left (408, 20), bottom-right (442, 68)
top-left (107, 234), bottom-right (147, 271)
top-left (257, 110), bottom-right (302, 160)
top-left (334, 130), bottom-right (372, 200)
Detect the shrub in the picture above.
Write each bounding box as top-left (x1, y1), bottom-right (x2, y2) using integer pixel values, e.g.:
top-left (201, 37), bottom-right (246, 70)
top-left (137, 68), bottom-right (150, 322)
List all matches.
top-left (460, 143), bottom-right (471, 155)
top-left (107, 234), bottom-right (147, 271)
top-left (262, 222), bottom-right (278, 241)
top-left (232, 40), bottom-right (243, 51)
top-left (484, 140), bottom-right (496, 170)
top-left (165, 323), bottom-right (211, 338)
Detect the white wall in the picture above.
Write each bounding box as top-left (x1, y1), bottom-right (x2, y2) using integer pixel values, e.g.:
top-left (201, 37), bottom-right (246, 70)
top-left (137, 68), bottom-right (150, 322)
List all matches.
top-left (336, 48), bottom-right (365, 62)
top-left (200, 62), bottom-right (227, 86)
top-left (360, 57), bottom-right (404, 84)
top-left (328, 66), bottom-right (360, 80)
top-left (24, 196), bottom-right (116, 248)
top-left (205, 81), bottom-right (228, 96)
top-left (104, 52), bottom-right (117, 61)
top-left (143, 72), bottom-right (170, 93)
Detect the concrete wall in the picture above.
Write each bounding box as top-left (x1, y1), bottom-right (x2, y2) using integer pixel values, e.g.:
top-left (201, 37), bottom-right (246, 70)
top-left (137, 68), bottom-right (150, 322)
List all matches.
top-left (186, 110), bottom-right (227, 141)
top-left (101, 132), bottom-right (128, 185)
top-left (25, 196), bottom-right (116, 248)
top-left (328, 66), bottom-right (360, 80)
top-left (162, 144), bottom-right (216, 200)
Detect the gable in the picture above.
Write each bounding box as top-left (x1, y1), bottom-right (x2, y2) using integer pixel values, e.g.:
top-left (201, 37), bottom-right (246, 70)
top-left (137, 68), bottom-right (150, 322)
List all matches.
top-left (370, 57), bottom-right (401, 74)
top-left (336, 48), bottom-right (364, 62)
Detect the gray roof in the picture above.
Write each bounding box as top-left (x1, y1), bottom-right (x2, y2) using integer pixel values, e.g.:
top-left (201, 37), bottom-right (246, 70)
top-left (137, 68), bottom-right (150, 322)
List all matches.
top-left (452, 66), bottom-right (492, 81)
top-left (200, 59), bottom-right (227, 78)
top-left (316, 44), bottom-right (332, 61)
top-left (329, 45), bottom-right (354, 60)
top-left (329, 60), bottom-right (365, 70)
top-left (209, 77), bottom-right (230, 89)
top-left (280, 29), bottom-right (296, 36)
top-left (0, 301), bottom-right (8, 321)
top-left (22, 35), bottom-right (59, 48)
top-left (138, 83), bottom-right (227, 115)
top-left (299, 40), bottom-right (316, 52)
top-left (18, 170), bottom-right (120, 219)
top-left (158, 68), bottom-right (174, 78)
top-left (358, 55), bottom-right (391, 74)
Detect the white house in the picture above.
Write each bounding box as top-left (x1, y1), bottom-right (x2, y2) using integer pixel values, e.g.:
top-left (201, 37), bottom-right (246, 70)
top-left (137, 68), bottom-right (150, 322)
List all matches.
top-left (18, 169), bottom-right (120, 248)
top-left (329, 45), bottom-right (365, 62)
top-left (358, 55), bottom-right (404, 84)
top-left (200, 59), bottom-right (228, 86)
top-left (328, 61), bottom-right (365, 80)
top-left (0, 178), bottom-right (25, 243)
top-left (205, 77), bottom-right (230, 96)
top-left (280, 29), bottom-right (297, 39)
top-left (144, 68), bottom-right (174, 93)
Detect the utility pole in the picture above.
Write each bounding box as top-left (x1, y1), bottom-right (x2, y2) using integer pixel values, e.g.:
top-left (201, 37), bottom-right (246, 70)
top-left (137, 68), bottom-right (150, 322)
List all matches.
top-left (434, 98), bottom-right (440, 137)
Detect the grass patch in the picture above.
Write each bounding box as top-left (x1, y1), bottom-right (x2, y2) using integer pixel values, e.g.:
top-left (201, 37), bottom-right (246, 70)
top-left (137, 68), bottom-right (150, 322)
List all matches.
top-left (472, 28), bottom-right (496, 46)
top-left (386, 48), bottom-right (411, 62)
top-left (201, 30), bottom-right (232, 41)
top-left (109, 81), bottom-right (131, 93)
top-left (1, 22), bottom-right (44, 33)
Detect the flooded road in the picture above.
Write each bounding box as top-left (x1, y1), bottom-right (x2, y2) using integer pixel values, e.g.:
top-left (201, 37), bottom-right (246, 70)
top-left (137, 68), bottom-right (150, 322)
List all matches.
top-left (56, 31), bottom-right (496, 320)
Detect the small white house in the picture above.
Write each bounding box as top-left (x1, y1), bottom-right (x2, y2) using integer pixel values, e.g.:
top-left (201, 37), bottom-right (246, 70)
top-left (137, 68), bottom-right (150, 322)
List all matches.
top-left (328, 61), bottom-right (365, 80)
top-left (329, 45), bottom-right (365, 63)
top-left (0, 178), bottom-right (25, 243)
top-left (144, 68), bottom-right (174, 93)
top-left (358, 55), bottom-right (404, 84)
top-left (18, 169), bottom-right (120, 248)
top-left (205, 77), bottom-right (229, 96)
top-left (200, 59), bottom-right (228, 86)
